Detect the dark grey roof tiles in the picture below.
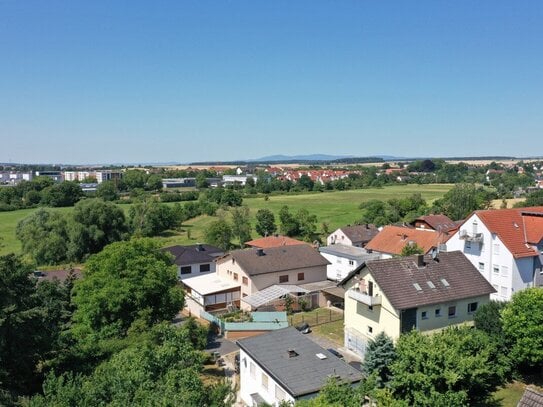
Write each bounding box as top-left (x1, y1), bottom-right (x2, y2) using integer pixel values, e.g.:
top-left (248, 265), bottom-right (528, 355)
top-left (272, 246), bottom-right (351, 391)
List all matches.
top-left (365, 251), bottom-right (496, 310)
top-left (518, 387), bottom-right (543, 407)
top-left (238, 327), bottom-right (361, 397)
top-left (340, 224), bottom-right (379, 244)
top-left (163, 244), bottom-right (224, 266)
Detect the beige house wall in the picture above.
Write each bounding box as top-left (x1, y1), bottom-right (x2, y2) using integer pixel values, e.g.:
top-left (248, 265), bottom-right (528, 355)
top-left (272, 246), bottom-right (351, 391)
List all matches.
top-left (216, 256), bottom-right (327, 299)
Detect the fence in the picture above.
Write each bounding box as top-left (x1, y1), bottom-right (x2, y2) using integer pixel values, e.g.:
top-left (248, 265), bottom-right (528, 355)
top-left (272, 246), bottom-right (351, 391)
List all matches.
top-left (288, 308), bottom-right (343, 327)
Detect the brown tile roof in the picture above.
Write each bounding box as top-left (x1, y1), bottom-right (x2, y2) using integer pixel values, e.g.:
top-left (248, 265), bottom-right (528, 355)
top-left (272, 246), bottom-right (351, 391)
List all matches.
top-left (413, 214), bottom-right (457, 232)
top-left (363, 251), bottom-right (496, 310)
top-left (339, 224), bottom-right (379, 245)
top-left (365, 226), bottom-right (443, 255)
top-left (245, 235), bottom-right (308, 249)
top-left (470, 207), bottom-right (543, 259)
top-left (218, 245), bottom-right (330, 276)
top-left (518, 387), bottom-right (543, 407)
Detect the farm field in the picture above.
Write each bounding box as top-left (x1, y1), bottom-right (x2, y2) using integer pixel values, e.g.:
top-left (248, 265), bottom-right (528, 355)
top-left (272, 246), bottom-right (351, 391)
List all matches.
top-left (0, 184), bottom-right (452, 255)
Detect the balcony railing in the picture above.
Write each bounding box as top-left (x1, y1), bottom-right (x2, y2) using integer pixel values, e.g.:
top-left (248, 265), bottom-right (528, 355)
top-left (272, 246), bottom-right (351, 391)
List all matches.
top-left (459, 230), bottom-right (484, 243)
top-left (348, 289), bottom-right (382, 306)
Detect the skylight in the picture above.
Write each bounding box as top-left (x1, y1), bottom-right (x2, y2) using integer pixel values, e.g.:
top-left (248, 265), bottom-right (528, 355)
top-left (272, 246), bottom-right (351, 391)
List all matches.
top-left (441, 278), bottom-right (450, 287)
top-left (427, 281), bottom-right (436, 289)
top-left (413, 283), bottom-right (422, 291)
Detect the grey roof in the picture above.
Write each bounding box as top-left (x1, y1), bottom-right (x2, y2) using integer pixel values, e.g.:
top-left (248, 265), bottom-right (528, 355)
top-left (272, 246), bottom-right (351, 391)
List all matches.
top-left (342, 251), bottom-right (496, 310)
top-left (319, 244), bottom-right (381, 262)
top-left (518, 387), bottom-right (543, 407)
top-left (222, 245), bottom-right (330, 276)
top-left (163, 244), bottom-right (224, 266)
top-left (238, 327), bottom-right (361, 397)
top-left (339, 224), bottom-right (379, 244)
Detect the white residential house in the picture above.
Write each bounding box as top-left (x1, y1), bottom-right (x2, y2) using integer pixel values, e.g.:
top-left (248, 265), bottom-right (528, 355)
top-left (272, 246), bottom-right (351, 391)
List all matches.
top-left (326, 224), bottom-right (379, 247)
top-left (318, 244), bottom-right (381, 281)
top-left (163, 244), bottom-right (224, 280)
top-left (446, 207), bottom-right (543, 301)
top-left (237, 327), bottom-right (361, 406)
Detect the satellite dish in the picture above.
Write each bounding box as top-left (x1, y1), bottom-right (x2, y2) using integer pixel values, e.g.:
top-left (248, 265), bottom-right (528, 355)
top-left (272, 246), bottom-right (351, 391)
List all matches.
top-left (431, 247), bottom-right (438, 260)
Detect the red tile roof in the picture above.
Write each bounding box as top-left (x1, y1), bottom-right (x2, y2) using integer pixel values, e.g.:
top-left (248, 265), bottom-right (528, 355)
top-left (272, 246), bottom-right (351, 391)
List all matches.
top-left (245, 235), bottom-right (308, 249)
top-left (470, 206), bottom-right (543, 259)
top-left (365, 226), bottom-right (443, 256)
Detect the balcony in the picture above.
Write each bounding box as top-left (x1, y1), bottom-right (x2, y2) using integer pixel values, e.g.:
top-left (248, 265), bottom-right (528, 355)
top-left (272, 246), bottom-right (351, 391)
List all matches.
top-left (459, 230), bottom-right (484, 243)
top-left (348, 289), bottom-right (382, 306)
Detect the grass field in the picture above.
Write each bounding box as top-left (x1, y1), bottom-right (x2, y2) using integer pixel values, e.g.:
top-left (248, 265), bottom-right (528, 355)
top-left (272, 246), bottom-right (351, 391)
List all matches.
top-left (0, 184), bottom-right (452, 255)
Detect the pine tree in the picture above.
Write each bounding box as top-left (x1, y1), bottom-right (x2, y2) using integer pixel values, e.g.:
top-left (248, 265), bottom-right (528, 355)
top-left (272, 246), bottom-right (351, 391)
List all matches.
top-left (362, 332), bottom-right (396, 387)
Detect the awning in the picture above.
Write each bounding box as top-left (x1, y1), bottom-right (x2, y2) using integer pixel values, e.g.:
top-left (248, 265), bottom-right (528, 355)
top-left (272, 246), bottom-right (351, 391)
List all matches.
top-left (322, 286), bottom-right (346, 299)
top-left (242, 285), bottom-right (309, 308)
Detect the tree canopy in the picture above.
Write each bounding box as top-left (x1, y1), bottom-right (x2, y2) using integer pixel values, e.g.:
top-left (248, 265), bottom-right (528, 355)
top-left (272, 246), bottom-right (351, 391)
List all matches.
top-left (70, 239), bottom-right (184, 342)
top-left (255, 208), bottom-right (277, 237)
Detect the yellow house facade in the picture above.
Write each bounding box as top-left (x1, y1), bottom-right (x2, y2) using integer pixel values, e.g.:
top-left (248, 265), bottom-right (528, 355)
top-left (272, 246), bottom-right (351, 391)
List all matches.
top-left (341, 251), bottom-right (495, 356)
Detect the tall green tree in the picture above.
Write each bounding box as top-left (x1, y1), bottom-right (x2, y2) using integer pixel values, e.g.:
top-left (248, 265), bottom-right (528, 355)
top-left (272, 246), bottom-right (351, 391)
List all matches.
top-left (501, 287), bottom-right (543, 370)
top-left (390, 327), bottom-right (507, 406)
top-left (279, 205), bottom-right (300, 237)
top-left (96, 180), bottom-right (119, 201)
top-left (41, 181), bottom-right (83, 207)
top-left (362, 332), bottom-right (396, 387)
top-left (432, 184), bottom-right (493, 221)
top-left (29, 323), bottom-right (234, 407)
top-left (16, 208), bottom-right (70, 265)
top-left (204, 218), bottom-right (233, 251)
top-left (255, 209), bottom-right (277, 237)
top-left (296, 208), bottom-right (317, 241)
top-left (231, 206), bottom-right (252, 247)
top-left (71, 239), bottom-right (184, 343)
top-left (68, 199), bottom-right (128, 260)
top-left (129, 196), bottom-right (180, 237)
top-left (400, 243), bottom-right (424, 256)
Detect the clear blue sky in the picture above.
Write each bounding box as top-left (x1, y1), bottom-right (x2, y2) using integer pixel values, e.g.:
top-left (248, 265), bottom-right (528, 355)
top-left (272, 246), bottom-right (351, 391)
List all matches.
top-left (1, 1), bottom-right (542, 164)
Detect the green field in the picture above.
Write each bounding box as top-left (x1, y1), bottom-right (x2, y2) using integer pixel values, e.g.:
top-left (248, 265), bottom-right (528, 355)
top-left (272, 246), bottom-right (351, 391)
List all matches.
top-left (0, 184), bottom-right (452, 255)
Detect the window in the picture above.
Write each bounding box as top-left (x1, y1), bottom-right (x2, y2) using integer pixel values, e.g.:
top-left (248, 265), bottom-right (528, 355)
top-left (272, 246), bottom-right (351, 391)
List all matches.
top-left (493, 244), bottom-right (500, 255)
top-left (249, 362), bottom-right (255, 379)
top-left (448, 306), bottom-right (456, 318)
top-left (367, 326), bottom-right (373, 335)
top-left (467, 302), bottom-right (478, 313)
top-left (493, 266), bottom-right (499, 275)
top-left (261, 373), bottom-right (269, 391)
top-left (180, 266), bottom-right (191, 275)
top-left (500, 286), bottom-right (508, 297)
top-left (421, 311), bottom-right (428, 320)
top-left (336, 258), bottom-right (342, 264)
top-left (242, 293), bottom-right (247, 297)
top-left (435, 308), bottom-right (441, 317)
top-left (199, 263), bottom-right (210, 273)
top-left (242, 276), bottom-right (248, 285)
top-left (478, 262), bottom-right (485, 272)
top-left (297, 272), bottom-right (305, 281)
top-left (349, 260), bottom-right (354, 266)
top-left (501, 266), bottom-right (509, 277)
top-left (466, 241), bottom-right (471, 249)
top-left (275, 385), bottom-right (286, 402)
top-left (233, 273), bottom-right (238, 281)
top-left (279, 275), bottom-right (289, 283)
top-left (472, 221), bottom-right (478, 235)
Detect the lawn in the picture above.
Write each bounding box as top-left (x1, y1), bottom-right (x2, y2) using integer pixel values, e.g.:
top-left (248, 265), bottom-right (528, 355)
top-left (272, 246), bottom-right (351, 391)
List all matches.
top-left (288, 308), bottom-right (345, 347)
top-left (0, 184), bottom-right (452, 255)
top-left (492, 381), bottom-right (526, 406)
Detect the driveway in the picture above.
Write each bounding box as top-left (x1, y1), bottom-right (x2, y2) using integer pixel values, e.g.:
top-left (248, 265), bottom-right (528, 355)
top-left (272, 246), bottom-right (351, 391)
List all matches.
top-left (206, 332), bottom-right (240, 356)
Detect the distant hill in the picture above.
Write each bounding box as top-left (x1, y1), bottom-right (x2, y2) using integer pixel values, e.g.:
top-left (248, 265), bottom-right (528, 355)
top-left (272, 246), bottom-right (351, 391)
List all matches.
top-left (251, 154), bottom-right (355, 162)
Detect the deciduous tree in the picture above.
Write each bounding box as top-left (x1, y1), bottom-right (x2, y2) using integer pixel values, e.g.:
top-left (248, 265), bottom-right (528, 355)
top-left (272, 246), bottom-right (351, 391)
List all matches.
top-left (255, 209), bottom-right (277, 237)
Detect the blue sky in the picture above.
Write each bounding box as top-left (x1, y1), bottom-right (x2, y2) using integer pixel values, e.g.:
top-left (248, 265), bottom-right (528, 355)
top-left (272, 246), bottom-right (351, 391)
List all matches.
top-left (1, 1), bottom-right (542, 164)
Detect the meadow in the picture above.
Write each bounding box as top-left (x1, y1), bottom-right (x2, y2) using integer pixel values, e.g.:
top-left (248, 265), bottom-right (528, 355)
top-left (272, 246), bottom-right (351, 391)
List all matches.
top-left (0, 184), bottom-right (452, 255)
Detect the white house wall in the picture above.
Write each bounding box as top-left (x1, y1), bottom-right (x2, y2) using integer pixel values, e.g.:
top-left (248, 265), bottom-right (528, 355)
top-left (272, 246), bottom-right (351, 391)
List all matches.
top-left (239, 349), bottom-right (295, 406)
top-left (320, 252), bottom-right (360, 281)
top-left (446, 213), bottom-right (535, 301)
top-left (326, 229), bottom-right (354, 246)
top-left (177, 262), bottom-right (216, 280)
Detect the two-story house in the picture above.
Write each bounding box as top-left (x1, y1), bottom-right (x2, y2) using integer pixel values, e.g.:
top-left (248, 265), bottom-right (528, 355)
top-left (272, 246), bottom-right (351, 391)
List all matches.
top-left (318, 244), bottom-right (381, 281)
top-left (238, 327), bottom-right (361, 406)
top-left (411, 214), bottom-right (458, 233)
top-left (340, 251), bottom-right (495, 356)
top-left (446, 207), bottom-right (543, 301)
top-left (365, 225), bottom-right (445, 259)
top-left (216, 245), bottom-right (330, 307)
top-left (163, 243), bottom-right (224, 280)
top-left (326, 224), bottom-right (379, 247)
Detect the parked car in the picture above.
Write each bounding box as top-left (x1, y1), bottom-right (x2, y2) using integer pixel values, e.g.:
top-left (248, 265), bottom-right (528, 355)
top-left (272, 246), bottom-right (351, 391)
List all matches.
top-left (295, 322), bottom-right (311, 334)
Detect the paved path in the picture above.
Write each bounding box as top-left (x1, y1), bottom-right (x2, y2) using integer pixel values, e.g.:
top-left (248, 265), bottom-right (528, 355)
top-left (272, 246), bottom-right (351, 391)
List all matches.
top-left (205, 332), bottom-right (240, 356)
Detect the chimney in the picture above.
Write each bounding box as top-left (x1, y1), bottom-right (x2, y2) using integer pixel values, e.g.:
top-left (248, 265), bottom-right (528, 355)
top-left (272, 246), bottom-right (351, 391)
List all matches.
top-left (256, 248), bottom-right (265, 257)
top-left (365, 224), bottom-right (369, 229)
top-left (196, 243), bottom-right (204, 252)
top-left (416, 254), bottom-right (425, 268)
top-left (287, 349), bottom-right (299, 358)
